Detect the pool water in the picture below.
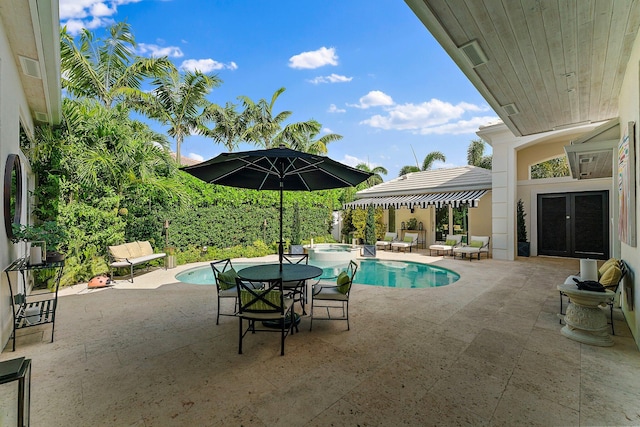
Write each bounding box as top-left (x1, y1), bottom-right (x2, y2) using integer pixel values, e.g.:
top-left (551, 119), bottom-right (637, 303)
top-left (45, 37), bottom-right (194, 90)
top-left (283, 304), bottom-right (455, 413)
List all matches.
top-left (176, 259), bottom-right (459, 289)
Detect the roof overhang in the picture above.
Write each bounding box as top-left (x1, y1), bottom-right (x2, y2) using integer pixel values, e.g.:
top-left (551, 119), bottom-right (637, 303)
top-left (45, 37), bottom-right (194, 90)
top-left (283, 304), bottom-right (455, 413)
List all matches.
top-left (564, 118), bottom-right (621, 179)
top-left (0, 0), bottom-right (62, 126)
top-left (405, 0), bottom-right (640, 137)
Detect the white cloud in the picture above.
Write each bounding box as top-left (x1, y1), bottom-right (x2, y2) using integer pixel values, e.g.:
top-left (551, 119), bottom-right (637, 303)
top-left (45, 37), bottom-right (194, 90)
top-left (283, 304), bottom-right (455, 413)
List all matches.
top-left (307, 74), bottom-right (352, 84)
top-left (188, 153), bottom-right (204, 162)
top-left (322, 127), bottom-right (332, 134)
top-left (137, 43), bottom-right (184, 58)
top-left (348, 90), bottom-right (394, 109)
top-left (289, 47), bottom-right (338, 69)
top-left (180, 59), bottom-right (238, 73)
top-left (328, 104), bottom-right (346, 113)
top-left (417, 116), bottom-right (500, 135)
top-left (59, 0), bottom-right (141, 34)
top-left (360, 98), bottom-right (496, 134)
top-left (340, 154), bottom-right (365, 167)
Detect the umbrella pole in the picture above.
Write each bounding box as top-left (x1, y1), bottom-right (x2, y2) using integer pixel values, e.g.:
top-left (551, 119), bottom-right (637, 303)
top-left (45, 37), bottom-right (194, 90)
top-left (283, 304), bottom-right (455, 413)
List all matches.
top-left (279, 183), bottom-right (283, 271)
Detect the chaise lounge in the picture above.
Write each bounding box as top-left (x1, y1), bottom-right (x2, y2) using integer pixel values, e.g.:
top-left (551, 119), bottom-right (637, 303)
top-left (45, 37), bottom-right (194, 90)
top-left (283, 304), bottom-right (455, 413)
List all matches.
top-left (375, 232), bottom-right (397, 251)
top-left (391, 232), bottom-right (419, 252)
top-left (452, 236), bottom-right (490, 260)
top-left (429, 234), bottom-right (463, 256)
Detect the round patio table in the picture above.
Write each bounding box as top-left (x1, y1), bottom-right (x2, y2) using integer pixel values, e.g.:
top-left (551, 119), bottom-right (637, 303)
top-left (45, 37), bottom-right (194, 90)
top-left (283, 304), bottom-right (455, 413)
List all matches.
top-left (238, 263), bottom-right (323, 329)
top-left (237, 263), bottom-right (322, 283)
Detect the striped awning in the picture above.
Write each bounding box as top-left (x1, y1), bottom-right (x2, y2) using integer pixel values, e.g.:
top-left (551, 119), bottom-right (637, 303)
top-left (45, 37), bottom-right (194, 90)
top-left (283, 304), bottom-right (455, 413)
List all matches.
top-left (343, 190), bottom-right (488, 209)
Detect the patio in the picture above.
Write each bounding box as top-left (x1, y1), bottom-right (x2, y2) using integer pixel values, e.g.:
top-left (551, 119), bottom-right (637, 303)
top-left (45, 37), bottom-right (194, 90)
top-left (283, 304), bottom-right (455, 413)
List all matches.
top-left (2, 251), bottom-right (639, 426)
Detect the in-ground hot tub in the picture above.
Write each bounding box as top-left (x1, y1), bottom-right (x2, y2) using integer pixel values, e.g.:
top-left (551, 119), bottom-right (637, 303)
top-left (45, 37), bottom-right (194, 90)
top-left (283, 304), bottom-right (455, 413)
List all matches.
top-left (304, 243), bottom-right (359, 262)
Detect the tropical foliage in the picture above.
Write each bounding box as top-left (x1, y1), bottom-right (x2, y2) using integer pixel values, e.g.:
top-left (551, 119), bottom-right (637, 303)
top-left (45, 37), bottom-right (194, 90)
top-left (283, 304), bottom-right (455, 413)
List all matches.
top-left (467, 139), bottom-right (492, 169)
top-left (399, 151), bottom-right (446, 176)
top-left (26, 22), bottom-right (354, 286)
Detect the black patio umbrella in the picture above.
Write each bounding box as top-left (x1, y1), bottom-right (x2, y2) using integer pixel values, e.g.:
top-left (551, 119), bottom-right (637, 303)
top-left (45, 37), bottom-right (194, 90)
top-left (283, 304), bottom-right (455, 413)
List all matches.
top-left (181, 145), bottom-right (372, 270)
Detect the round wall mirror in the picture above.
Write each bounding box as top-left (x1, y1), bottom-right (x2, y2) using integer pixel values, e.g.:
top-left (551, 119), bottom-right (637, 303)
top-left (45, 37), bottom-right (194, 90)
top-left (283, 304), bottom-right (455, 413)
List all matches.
top-left (4, 154), bottom-right (23, 239)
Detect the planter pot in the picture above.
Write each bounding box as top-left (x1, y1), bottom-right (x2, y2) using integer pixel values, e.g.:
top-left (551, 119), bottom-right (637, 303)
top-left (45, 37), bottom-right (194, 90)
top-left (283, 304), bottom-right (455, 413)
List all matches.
top-left (362, 245), bottom-right (376, 257)
top-left (46, 251), bottom-right (65, 263)
top-left (290, 245), bottom-right (304, 254)
top-left (517, 242), bottom-right (530, 257)
top-left (166, 255), bottom-right (176, 269)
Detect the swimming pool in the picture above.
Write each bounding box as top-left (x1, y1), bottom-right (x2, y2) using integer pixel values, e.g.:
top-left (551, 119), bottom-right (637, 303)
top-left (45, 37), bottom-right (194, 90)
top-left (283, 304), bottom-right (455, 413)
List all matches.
top-left (176, 259), bottom-right (459, 289)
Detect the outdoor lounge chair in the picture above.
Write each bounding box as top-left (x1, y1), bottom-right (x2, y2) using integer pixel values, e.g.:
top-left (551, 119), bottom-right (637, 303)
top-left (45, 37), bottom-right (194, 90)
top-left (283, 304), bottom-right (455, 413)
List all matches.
top-left (429, 234), bottom-right (463, 256)
top-left (391, 232), bottom-right (419, 252)
top-left (310, 260), bottom-right (357, 331)
top-left (375, 232), bottom-right (397, 251)
top-left (236, 277), bottom-right (295, 356)
top-left (452, 236), bottom-right (490, 260)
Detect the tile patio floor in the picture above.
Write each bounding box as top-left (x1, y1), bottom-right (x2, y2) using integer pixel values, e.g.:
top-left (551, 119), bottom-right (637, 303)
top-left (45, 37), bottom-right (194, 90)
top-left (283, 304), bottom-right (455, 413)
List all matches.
top-left (2, 250), bottom-right (639, 426)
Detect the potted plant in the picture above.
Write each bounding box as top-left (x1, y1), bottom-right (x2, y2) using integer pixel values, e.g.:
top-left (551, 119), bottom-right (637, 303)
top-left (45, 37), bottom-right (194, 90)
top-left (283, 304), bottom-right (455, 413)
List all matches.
top-left (11, 221), bottom-right (68, 263)
top-left (406, 217), bottom-right (418, 230)
top-left (362, 205), bottom-right (377, 257)
top-left (290, 202), bottom-right (303, 254)
top-left (517, 199), bottom-right (530, 257)
top-left (165, 246), bottom-right (177, 269)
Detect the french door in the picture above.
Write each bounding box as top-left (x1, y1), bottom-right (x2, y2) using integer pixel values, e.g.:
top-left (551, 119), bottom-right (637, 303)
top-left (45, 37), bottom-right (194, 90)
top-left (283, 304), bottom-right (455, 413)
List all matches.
top-left (537, 191), bottom-right (609, 259)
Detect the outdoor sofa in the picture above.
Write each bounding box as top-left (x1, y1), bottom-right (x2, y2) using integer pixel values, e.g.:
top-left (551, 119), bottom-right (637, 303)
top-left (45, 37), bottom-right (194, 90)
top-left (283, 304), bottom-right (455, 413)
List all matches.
top-left (108, 241), bottom-right (166, 282)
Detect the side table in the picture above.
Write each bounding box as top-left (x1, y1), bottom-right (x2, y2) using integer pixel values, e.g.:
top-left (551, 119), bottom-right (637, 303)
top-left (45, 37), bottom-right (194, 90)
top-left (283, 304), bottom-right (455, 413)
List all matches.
top-left (557, 283), bottom-right (615, 346)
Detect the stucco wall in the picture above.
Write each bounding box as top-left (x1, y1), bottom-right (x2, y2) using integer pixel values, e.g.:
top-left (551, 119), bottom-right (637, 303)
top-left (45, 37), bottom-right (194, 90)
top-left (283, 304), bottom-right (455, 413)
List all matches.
top-left (517, 139), bottom-right (571, 181)
top-left (0, 19), bottom-right (34, 351)
top-left (616, 27), bottom-right (640, 349)
top-left (468, 192), bottom-right (492, 249)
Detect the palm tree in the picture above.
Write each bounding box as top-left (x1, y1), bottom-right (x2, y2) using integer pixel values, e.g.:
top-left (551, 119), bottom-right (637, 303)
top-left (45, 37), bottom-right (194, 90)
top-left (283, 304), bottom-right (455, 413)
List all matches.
top-left (467, 139), bottom-right (492, 169)
top-left (240, 87), bottom-right (323, 151)
top-left (137, 69), bottom-right (222, 165)
top-left (398, 151), bottom-right (446, 176)
top-left (356, 163), bottom-right (388, 188)
top-left (239, 87), bottom-right (291, 148)
top-left (60, 22), bottom-right (174, 109)
top-left (200, 102), bottom-right (245, 152)
top-left (279, 119), bottom-right (342, 154)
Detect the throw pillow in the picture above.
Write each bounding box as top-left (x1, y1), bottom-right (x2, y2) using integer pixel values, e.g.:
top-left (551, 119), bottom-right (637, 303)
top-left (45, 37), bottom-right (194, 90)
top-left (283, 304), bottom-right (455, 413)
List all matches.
top-left (240, 289), bottom-right (282, 311)
top-left (598, 258), bottom-right (618, 278)
top-left (469, 240), bottom-right (483, 248)
top-left (404, 236), bottom-right (414, 243)
top-left (445, 239), bottom-right (457, 246)
top-left (384, 235), bottom-right (393, 242)
top-left (336, 271), bottom-right (351, 294)
top-left (599, 265), bottom-right (622, 288)
top-left (217, 268), bottom-right (239, 290)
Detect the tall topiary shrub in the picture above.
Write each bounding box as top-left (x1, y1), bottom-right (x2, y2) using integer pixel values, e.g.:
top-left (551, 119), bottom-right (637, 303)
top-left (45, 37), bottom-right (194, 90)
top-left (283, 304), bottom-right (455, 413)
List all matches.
top-left (291, 202), bottom-right (301, 245)
top-left (517, 199), bottom-right (527, 242)
top-left (364, 205), bottom-right (377, 245)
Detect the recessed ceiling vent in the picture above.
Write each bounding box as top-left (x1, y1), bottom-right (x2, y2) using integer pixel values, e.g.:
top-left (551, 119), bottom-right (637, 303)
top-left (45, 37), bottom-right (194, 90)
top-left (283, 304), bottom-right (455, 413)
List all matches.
top-left (459, 40), bottom-right (488, 67)
top-left (34, 111), bottom-right (49, 122)
top-left (19, 56), bottom-right (41, 79)
top-left (502, 103), bottom-right (519, 116)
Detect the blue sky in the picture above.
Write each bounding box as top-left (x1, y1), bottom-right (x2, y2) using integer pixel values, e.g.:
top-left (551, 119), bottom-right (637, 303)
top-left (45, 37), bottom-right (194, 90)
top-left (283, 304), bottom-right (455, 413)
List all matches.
top-left (59, 0), bottom-right (498, 179)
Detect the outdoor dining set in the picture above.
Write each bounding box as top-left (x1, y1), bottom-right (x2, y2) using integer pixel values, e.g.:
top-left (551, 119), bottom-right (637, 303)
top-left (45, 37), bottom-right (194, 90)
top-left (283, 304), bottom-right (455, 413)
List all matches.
top-left (211, 256), bottom-right (358, 355)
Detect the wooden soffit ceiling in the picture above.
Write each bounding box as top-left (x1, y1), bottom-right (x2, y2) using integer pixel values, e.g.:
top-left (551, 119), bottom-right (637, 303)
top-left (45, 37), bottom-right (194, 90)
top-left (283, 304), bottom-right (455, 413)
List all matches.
top-left (405, 0), bottom-right (640, 137)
